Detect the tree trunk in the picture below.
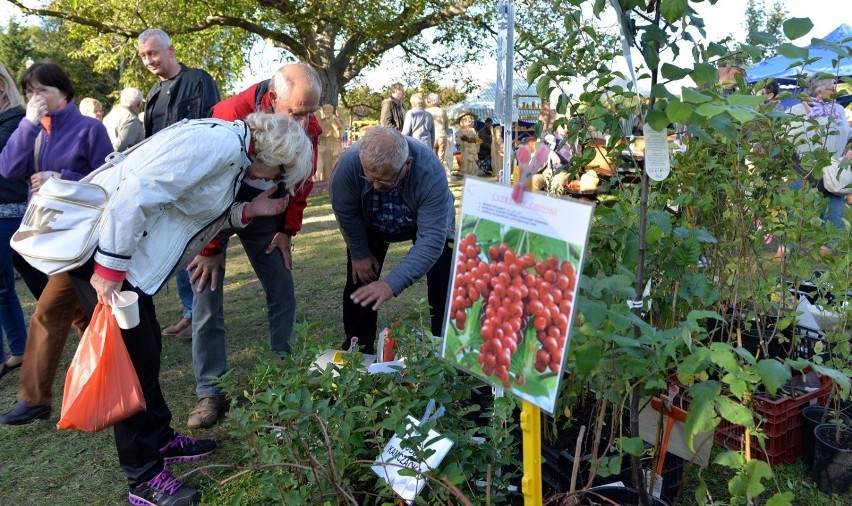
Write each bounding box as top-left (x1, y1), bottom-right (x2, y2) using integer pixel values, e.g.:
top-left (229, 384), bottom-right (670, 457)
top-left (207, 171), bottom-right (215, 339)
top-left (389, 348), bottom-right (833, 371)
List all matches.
top-left (317, 66), bottom-right (341, 108)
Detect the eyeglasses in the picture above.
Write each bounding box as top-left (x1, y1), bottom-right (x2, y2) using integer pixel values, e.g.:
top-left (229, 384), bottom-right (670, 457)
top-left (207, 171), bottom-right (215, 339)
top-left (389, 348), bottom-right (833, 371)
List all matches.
top-left (25, 85), bottom-right (59, 97)
top-left (361, 158), bottom-right (411, 188)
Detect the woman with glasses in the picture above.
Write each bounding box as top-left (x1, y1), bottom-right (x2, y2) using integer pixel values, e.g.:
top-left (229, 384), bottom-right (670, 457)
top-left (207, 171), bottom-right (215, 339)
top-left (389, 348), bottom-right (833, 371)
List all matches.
top-left (0, 62), bottom-right (111, 422)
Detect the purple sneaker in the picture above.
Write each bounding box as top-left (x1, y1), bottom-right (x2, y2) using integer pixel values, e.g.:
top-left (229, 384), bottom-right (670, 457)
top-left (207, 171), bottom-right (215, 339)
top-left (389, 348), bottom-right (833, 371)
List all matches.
top-left (128, 468), bottom-right (199, 506)
top-left (160, 432), bottom-right (216, 464)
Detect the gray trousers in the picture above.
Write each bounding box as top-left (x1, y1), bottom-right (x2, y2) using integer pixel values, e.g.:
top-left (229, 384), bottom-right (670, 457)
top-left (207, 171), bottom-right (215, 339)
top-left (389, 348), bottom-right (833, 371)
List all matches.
top-left (191, 215), bottom-right (295, 397)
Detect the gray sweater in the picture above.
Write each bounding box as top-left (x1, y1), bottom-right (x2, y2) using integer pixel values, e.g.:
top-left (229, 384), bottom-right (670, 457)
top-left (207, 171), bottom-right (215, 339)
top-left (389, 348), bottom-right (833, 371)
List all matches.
top-left (330, 137), bottom-right (455, 295)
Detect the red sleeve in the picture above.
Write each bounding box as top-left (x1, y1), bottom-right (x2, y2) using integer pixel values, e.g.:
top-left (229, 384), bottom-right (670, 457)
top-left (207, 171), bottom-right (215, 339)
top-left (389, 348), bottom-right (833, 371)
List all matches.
top-left (211, 84), bottom-right (259, 122)
top-left (280, 115), bottom-right (321, 235)
top-left (199, 235), bottom-right (225, 257)
top-left (94, 262), bottom-right (126, 283)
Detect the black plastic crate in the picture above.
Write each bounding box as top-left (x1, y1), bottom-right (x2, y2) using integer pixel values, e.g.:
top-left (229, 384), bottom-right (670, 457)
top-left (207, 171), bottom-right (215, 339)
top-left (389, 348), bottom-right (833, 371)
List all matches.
top-left (618, 452), bottom-right (685, 505)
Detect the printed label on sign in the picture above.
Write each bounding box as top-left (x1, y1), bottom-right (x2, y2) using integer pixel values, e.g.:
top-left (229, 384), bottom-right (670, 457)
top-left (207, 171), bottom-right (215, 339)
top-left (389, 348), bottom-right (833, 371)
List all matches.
top-left (642, 123), bottom-right (671, 181)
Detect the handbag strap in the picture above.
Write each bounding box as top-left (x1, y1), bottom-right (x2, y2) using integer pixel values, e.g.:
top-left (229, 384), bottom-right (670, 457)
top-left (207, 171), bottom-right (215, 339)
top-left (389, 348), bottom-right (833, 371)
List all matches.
top-left (34, 131), bottom-right (43, 173)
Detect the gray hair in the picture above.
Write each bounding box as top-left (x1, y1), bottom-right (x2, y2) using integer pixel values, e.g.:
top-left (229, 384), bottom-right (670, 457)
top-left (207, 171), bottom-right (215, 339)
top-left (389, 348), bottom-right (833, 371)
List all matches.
top-left (359, 127), bottom-right (409, 172)
top-left (0, 62), bottom-right (25, 113)
top-left (426, 93), bottom-right (440, 106)
top-left (270, 63), bottom-right (321, 102)
top-left (410, 93), bottom-right (424, 107)
top-left (119, 87), bottom-right (143, 106)
top-left (138, 29), bottom-right (171, 47)
top-left (806, 74), bottom-right (835, 97)
top-left (245, 112), bottom-right (313, 194)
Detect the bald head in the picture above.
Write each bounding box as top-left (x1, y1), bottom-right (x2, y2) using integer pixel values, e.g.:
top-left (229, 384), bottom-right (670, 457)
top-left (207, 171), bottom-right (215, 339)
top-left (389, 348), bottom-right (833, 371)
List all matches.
top-left (269, 63), bottom-right (322, 129)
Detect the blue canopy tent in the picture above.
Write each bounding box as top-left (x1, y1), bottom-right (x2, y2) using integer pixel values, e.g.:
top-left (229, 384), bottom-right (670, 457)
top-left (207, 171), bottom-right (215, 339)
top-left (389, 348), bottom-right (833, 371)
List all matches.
top-left (746, 23), bottom-right (852, 106)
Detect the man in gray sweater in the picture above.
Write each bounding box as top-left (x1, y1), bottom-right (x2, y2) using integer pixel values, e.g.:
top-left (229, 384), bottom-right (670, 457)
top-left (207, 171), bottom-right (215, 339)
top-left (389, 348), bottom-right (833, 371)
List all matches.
top-left (329, 127), bottom-right (455, 353)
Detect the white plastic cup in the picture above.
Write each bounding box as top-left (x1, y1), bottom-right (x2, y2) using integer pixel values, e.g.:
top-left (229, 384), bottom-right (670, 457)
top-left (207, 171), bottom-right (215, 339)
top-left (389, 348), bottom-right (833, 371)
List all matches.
top-left (112, 291), bottom-right (140, 329)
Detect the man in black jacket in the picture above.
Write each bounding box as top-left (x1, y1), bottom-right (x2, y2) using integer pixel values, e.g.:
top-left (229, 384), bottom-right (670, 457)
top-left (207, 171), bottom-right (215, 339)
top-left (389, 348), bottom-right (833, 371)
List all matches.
top-left (138, 28), bottom-right (221, 337)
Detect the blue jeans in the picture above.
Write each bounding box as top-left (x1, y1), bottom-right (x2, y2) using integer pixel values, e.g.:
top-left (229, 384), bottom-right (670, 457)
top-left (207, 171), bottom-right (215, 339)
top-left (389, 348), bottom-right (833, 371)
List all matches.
top-left (823, 192), bottom-right (845, 231)
top-left (191, 215), bottom-right (295, 397)
top-left (175, 270), bottom-right (193, 318)
top-left (0, 218), bottom-right (27, 361)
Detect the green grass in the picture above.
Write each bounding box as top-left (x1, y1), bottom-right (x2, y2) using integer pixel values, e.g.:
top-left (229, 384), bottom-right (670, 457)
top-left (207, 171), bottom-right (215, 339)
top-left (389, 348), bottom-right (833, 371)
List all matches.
top-left (1, 181), bottom-right (850, 505)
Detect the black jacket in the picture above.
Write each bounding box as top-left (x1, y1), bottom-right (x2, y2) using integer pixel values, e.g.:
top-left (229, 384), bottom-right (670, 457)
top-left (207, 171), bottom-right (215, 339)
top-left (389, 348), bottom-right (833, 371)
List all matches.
top-left (143, 64), bottom-right (221, 136)
top-left (0, 106), bottom-right (29, 205)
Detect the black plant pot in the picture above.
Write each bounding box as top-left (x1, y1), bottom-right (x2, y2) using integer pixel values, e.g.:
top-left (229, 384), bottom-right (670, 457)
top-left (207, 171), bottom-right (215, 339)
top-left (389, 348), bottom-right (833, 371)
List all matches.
top-left (575, 486), bottom-right (670, 505)
top-left (802, 406), bottom-right (851, 471)
top-left (812, 423), bottom-right (852, 495)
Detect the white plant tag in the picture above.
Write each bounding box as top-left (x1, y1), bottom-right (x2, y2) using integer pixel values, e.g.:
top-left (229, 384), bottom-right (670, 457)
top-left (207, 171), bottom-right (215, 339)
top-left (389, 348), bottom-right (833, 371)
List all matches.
top-left (372, 415), bottom-right (454, 504)
top-left (642, 123), bottom-right (671, 181)
top-left (643, 468), bottom-right (664, 498)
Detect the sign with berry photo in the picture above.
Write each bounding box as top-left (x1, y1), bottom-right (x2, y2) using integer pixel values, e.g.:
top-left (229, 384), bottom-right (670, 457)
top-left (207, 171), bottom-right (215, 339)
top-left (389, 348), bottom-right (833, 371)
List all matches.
top-left (442, 178), bottom-right (593, 413)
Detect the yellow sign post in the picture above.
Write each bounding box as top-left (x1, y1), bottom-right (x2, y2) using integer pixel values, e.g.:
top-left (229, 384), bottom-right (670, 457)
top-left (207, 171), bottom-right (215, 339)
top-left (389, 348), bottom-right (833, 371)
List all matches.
top-left (521, 400), bottom-right (543, 506)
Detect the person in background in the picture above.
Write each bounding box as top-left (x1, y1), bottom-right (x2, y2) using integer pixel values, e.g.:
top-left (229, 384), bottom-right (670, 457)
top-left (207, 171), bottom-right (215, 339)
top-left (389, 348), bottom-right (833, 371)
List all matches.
top-left (0, 61), bottom-right (111, 425)
top-left (79, 97), bottom-right (104, 121)
top-left (0, 62), bottom-right (28, 381)
top-left (401, 93), bottom-right (435, 148)
top-left (425, 93), bottom-right (451, 177)
top-left (102, 87), bottom-right (145, 151)
top-left (184, 63), bottom-right (321, 429)
top-left (70, 112), bottom-right (313, 506)
top-left (759, 79), bottom-right (780, 105)
top-left (477, 117), bottom-right (494, 175)
top-left (330, 127), bottom-right (454, 354)
top-left (138, 28), bottom-right (221, 338)
top-left (380, 82), bottom-right (405, 131)
top-left (717, 53), bottom-right (746, 95)
top-left (786, 74), bottom-right (851, 256)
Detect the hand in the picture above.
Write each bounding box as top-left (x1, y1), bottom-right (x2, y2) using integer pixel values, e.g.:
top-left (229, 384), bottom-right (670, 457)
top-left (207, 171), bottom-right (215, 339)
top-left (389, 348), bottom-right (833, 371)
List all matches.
top-left (843, 149), bottom-right (852, 161)
top-left (266, 232), bottom-right (293, 270)
top-left (187, 253), bottom-right (225, 292)
top-left (351, 280), bottom-right (394, 311)
top-left (25, 95), bottom-right (48, 125)
top-left (30, 171), bottom-right (60, 193)
top-left (351, 257), bottom-right (379, 285)
top-left (245, 187), bottom-right (289, 219)
top-left (90, 272), bottom-right (123, 305)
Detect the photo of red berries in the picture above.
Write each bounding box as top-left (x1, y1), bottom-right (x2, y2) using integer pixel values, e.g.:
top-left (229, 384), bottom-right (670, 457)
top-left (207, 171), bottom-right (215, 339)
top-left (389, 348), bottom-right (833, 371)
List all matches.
top-left (442, 215), bottom-right (583, 412)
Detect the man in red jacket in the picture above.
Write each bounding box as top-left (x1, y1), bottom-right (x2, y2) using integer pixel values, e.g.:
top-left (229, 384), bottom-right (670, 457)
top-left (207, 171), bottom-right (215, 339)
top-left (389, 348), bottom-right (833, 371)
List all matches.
top-left (185, 63), bottom-right (321, 428)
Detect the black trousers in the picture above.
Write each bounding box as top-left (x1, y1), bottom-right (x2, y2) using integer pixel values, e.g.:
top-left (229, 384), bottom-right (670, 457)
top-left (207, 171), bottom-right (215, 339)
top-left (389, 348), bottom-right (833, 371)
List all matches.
top-left (341, 235), bottom-right (453, 354)
top-left (68, 262), bottom-right (173, 487)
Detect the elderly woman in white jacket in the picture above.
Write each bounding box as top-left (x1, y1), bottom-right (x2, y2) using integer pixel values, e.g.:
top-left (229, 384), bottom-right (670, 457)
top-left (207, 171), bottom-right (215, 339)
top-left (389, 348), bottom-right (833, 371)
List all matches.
top-left (786, 75), bottom-right (851, 256)
top-left (66, 112), bottom-right (312, 506)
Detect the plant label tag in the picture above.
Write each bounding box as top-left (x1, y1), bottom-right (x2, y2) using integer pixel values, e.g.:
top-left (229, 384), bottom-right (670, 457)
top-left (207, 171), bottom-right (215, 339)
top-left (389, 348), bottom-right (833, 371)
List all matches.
top-left (642, 123), bottom-right (671, 181)
top-left (372, 415), bottom-right (454, 504)
top-left (643, 468), bottom-right (664, 498)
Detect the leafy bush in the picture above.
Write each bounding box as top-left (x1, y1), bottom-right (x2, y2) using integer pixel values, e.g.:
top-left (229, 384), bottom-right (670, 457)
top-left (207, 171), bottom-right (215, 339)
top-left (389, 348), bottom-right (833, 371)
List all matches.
top-left (225, 304), bottom-right (522, 505)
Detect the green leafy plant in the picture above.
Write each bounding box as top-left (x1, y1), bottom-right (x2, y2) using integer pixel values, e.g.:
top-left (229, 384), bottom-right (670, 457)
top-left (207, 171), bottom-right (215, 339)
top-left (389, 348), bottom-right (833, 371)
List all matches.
top-left (225, 307), bottom-right (522, 505)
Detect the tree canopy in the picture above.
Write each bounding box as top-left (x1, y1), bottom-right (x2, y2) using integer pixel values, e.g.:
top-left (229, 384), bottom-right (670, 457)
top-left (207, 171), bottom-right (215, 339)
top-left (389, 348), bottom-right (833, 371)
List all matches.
top-left (3, 0), bottom-right (495, 106)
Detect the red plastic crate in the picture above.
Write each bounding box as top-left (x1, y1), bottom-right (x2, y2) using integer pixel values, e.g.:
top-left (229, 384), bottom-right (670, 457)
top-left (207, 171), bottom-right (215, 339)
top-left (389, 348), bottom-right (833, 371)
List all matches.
top-left (712, 373), bottom-right (832, 465)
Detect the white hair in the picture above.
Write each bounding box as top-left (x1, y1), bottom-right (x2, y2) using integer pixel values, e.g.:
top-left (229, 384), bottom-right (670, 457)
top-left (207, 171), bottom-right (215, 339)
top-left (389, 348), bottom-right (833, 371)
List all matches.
top-left (245, 112), bottom-right (313, 194)
top-left (120, 87), bottom-right (143, 106)
top-left (270, 63), bottom-right (321, 102)
top-left (138, 29), bottom-right (171, 47)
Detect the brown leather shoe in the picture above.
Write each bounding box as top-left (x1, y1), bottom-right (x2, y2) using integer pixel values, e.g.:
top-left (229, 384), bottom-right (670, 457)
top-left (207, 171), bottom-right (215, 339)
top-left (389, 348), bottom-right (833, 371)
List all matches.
top-left (162, 316), bottom-right (191, 336)
top-left (187, 395), bottom-right (228, 429)
top-left (176, 321), bottom-right (193, 339)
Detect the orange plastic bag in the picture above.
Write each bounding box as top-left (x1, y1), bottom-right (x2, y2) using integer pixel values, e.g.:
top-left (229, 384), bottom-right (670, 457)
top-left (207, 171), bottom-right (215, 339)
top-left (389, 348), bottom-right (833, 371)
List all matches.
top-left (57, 303), bottom-right (146, 432)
